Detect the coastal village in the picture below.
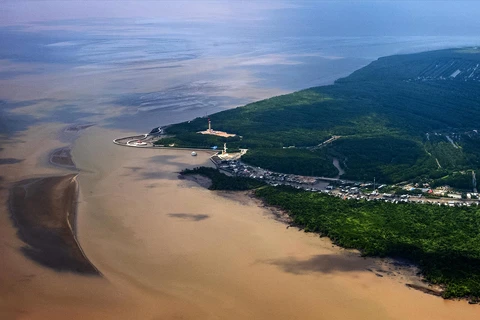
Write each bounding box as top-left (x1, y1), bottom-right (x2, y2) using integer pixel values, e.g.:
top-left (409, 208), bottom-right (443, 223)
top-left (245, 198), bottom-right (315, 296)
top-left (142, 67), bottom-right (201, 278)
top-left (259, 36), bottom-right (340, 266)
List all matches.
top-left (6, 3), bottom-right (480, 316)
top-left (114, 119), bottom-right (479, 208)
top-left (213, 158), bottom-right (479, 207)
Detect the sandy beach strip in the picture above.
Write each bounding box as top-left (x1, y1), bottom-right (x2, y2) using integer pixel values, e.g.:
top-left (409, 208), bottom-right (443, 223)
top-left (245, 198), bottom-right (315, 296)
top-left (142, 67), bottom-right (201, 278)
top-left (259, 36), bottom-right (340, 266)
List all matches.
top-left (9, 174), bottom-right (99, 275)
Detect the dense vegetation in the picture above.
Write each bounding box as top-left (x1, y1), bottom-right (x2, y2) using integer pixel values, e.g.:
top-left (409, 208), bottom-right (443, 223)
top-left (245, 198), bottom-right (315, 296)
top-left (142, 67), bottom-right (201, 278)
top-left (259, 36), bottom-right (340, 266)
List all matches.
top-left (255, 185), bottom-right (480, 299)
top-left (182, 166), bottom-right (480, 299)
top-left (160, 48), bottom-right (480, 184)
top-left (181, 167), bottom-right (265, 190)
top-left (241, 148), bottom-right (338, 177)
top-left (431, 171), bottom-right (476, 190)
top-left (173, 49), bottom-right (480, 300)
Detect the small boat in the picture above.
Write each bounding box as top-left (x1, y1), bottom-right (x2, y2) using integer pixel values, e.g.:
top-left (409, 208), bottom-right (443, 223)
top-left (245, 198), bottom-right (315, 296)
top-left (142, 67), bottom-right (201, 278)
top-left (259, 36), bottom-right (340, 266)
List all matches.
top-left (191, 151), bottom-right (197, 156)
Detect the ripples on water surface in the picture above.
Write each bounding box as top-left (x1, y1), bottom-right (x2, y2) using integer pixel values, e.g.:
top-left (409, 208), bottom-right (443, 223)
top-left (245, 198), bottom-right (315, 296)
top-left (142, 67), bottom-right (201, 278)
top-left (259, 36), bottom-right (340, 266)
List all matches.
top-left (2, 2), bottom-right (480, 319)
top-left (1, 2), bottom-right (480, 131)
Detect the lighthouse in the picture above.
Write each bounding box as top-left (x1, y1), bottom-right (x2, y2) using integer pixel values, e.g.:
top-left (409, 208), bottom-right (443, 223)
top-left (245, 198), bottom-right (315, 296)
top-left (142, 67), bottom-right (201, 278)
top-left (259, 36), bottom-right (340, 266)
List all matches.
top-left (197, 118), bottom-right (236, 138)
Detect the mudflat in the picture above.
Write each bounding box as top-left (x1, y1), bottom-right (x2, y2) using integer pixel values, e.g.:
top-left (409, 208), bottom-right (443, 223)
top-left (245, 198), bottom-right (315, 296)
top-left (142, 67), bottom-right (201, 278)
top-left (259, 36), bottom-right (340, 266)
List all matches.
top-left (72, 127), bottom-right (480, 320)
top-left (9, 174), bottom-right (98, 275)
top-left (50, 147), bottom-right (75, 168)
top-left (1, 125), bottom-right (480, 319)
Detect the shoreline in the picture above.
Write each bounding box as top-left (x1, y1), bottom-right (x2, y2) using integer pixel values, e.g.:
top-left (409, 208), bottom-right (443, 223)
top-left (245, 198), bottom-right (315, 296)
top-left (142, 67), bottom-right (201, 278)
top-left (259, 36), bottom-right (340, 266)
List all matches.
top-left (248, 190), bottom-right (448, 300)
top-left (239, 190), bottom-right (446, 298)
top-left (8, 174), bottom-right (100, 275)
top-left (65, 129), bottom-right (480, 319)
top-left (182, 172), bottom-right (448, 300)
top-left (67, 174), bottom-right (102, 275)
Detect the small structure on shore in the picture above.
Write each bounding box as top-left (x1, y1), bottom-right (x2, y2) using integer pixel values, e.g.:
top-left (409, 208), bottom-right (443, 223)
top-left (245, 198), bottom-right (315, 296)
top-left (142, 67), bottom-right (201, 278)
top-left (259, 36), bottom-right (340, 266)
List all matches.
top-left (198, 118), bottom-right (236, 138)
top-left (191, 151), bottom-right (197, 156)
top-left (217, 143), bottom-right (231, 160)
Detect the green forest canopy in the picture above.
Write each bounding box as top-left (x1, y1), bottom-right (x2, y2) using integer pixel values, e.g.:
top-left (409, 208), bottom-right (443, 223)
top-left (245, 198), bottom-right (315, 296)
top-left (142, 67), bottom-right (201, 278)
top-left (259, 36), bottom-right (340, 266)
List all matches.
top-left (255, 185), bottom-right (480, 300)
top-left (185, 166), bottom-right (480, 300)
top-left (160, 48), bottom-right (480, 184)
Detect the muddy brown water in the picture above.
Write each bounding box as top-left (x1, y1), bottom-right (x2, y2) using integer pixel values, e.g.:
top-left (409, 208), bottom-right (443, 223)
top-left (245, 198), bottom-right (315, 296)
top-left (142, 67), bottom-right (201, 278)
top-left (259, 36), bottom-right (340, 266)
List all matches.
top-left (1, 125), bottom-right (479, 319)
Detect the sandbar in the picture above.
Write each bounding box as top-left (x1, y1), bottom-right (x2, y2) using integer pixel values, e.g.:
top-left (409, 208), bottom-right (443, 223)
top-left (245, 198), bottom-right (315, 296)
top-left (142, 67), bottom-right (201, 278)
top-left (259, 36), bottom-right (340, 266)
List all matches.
top-left (9, 174), bottom-right (99, 274)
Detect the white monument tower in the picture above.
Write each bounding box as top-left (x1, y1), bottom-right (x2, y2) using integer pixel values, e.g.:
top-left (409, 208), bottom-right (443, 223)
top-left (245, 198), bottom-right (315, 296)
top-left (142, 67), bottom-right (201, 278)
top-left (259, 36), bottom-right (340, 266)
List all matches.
top-left (222, 143), bottom-right (227, 155)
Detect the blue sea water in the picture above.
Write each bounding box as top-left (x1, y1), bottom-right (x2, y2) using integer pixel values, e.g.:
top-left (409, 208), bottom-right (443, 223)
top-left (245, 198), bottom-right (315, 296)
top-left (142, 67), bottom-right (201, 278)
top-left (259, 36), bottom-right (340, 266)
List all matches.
top-left (0, 1), bottom-right (479, 132)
